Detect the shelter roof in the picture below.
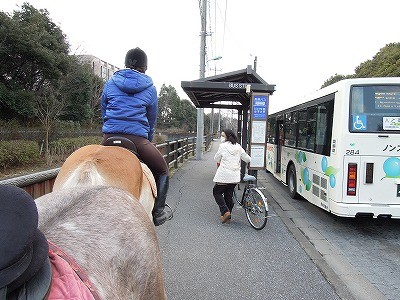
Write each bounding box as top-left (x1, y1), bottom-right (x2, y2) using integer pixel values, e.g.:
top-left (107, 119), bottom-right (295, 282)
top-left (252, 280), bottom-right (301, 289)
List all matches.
top-left (181, 66), bottom-right (275, 109)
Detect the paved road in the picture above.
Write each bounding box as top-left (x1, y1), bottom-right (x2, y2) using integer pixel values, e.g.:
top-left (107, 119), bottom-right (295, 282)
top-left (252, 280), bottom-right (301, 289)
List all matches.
top-left (156, 141), bottom-right (342, 300)
top-left (258, 169), bottom-right (400, 300)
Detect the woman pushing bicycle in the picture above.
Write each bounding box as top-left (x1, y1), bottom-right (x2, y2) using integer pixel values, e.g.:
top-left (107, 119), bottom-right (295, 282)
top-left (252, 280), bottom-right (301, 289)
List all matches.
top-left (213, 129), bottom-right (251, 224)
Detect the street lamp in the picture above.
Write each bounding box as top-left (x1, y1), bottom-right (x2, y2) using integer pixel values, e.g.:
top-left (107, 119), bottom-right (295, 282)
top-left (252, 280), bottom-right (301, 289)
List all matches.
top-left (206, 56), bottom-right (222, 137)
top-left (207, 56), bottom-right (222, 76)
top-left (206, 56), bottom-right (222, 62)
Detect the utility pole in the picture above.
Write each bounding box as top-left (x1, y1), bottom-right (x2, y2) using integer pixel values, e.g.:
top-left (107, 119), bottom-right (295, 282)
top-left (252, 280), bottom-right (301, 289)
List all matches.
top-left (196, 0), bottom-right (207, 160)
top-left (217, 108), bottom-right (221, 137)
top-left (211, 108), bottom-right (214, 138)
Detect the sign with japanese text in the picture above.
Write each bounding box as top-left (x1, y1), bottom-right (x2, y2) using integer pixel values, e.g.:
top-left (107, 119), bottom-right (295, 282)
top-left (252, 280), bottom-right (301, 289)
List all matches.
top-left (249, 93), bottom-right (269, 170)
top-left (252, 95), bottom-right (268, 119)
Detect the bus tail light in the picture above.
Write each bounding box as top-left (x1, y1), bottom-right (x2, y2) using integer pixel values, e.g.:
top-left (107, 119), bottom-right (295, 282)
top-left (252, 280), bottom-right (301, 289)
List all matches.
top-left (347, 163), bottom-right (357, 196)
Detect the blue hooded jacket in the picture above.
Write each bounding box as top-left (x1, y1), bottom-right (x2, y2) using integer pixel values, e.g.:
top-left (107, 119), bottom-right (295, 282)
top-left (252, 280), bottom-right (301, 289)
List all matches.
top-left (101, 69), bottom-right (157, 141)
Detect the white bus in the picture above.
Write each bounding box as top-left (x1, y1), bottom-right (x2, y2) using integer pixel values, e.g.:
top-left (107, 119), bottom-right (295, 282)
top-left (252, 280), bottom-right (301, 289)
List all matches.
top-left (266, 77), bottom-right (400, 218)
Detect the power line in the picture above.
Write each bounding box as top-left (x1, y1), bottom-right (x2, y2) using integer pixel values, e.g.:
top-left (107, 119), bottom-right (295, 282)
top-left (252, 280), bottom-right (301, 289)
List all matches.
top-left (216, 1), bottom-right (254, 62)
top-left (222, 0), bottom-right (227, 55)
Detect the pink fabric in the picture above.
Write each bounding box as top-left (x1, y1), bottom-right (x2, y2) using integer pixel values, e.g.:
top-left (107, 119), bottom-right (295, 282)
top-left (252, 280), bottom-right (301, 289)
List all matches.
top-left (47, 250), bottom-right (96, 300)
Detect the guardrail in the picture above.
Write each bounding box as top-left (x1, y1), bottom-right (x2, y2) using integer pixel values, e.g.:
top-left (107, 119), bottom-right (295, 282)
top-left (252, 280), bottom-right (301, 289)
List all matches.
top-left (0, 135), bottom-right (213, 199)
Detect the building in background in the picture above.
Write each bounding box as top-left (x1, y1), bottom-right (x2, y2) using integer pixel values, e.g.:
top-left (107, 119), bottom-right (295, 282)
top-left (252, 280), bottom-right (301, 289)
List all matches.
top-left (77, 55), bottom-right (120, 80)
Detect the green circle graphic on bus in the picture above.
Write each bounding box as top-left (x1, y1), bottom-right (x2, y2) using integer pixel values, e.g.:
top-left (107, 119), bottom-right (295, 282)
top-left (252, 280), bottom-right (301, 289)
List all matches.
top-left (306, 180), bottom-right (312, 191)
top-left (383, 157), bottom-right (400, 178)
top-left (321, 157), bottom-right (328, 173)
top-left (295, 151), bottom-right (307, 164)
top-left (329, 174), bottom-right (336, 188)
top-left (321, 156), bottom-right (339, 188)
top-left (303, 168), bottom-right (309, 182)
top-left (301, 167), bottom-right (312, 191)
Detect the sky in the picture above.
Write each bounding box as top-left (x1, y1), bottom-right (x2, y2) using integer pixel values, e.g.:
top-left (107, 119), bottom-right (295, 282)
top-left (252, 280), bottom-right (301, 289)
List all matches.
top-left (1, 0), bottom-right (400, 114)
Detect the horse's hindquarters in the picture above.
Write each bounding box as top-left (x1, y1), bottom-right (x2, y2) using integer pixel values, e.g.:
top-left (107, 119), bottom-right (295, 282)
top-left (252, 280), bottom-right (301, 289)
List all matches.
top-left (53, 144), bottom-right (156, 221)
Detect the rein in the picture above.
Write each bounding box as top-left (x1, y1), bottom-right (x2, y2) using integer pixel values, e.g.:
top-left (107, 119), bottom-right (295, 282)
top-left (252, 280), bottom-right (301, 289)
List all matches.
top-left (48, 241), bottom-right (102, 300)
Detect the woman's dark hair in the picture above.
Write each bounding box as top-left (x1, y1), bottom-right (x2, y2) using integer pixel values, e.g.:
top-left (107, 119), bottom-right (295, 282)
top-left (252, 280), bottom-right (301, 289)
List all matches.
top-left (223, 129), bottom-right (238, 145)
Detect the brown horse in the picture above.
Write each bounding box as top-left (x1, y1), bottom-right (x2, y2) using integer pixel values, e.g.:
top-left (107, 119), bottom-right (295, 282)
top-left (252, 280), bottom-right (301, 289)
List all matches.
top-left (36, 186), bottom-right (167, 299)
top-left (52, 144), bottom-right (156, 220)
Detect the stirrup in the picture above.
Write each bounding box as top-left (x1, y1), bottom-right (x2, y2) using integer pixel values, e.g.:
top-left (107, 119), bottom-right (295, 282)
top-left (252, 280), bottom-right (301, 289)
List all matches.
top-left (153, 204), bottom-right (173, 226)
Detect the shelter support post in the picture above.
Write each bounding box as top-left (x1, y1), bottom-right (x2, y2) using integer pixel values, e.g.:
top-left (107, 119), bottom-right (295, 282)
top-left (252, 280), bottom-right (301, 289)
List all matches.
top-left (237, 109), bottom-right (243, 145)
top-left (241, 104), bottom-right (249, 179)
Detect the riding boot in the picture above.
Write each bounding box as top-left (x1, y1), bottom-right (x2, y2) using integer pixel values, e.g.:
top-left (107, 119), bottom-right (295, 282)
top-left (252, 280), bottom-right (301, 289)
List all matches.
top-left (152, 174), bottom-right (173, 226)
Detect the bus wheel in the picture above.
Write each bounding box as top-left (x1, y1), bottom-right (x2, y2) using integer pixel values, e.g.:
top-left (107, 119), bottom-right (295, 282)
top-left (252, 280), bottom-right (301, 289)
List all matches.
top-left (288, 164), bottom-right (299, 199)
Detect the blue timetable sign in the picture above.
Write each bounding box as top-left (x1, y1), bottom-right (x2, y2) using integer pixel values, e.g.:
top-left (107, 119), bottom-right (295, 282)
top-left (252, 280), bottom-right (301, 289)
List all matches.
top-left (252, 95), bottom-right (268, 119)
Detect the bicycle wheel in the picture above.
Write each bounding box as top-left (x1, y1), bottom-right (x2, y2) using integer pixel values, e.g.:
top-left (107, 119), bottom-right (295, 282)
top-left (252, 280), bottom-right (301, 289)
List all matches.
top-left (243, 187), bottom-right (268, 230)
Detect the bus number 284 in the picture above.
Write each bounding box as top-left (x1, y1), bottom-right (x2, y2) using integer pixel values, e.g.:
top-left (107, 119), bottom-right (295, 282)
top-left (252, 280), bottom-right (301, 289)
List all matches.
top-left (346, 149), bottom-right (360, 155)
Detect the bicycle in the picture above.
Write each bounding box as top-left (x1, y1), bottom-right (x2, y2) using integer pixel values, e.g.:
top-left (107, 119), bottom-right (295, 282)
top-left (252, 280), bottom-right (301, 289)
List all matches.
top-left (232, 174), bottom-right (268, 230)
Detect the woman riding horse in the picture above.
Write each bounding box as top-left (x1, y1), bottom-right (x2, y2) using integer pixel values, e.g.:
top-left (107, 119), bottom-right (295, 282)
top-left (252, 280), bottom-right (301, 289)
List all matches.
top-left (100, 47), bottom-right (172, 226)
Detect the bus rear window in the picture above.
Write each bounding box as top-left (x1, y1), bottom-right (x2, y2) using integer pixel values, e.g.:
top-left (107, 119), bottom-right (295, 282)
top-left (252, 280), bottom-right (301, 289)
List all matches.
top-left (350, 85), bottom-right (400, 133)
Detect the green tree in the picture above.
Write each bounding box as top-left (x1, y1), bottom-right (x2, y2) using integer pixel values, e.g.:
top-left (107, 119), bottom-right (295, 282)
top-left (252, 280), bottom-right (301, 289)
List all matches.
top-left (322, 42), bottom-right (400, 87)
top-left (321, 74), bottom-right (350, 88)
top-left (0, 10), bottom-right (35, 121)
top-left (179, 99), bottom-right (197, 132)
top-left (355, 43), bottom-right (400, 77)
top-left (157, 84), bottom-right (182, 129)
top-left (157, 84), bottom-right (198, 132)
top-left (60, 58), bottom-right (104, 125)
top-left (60, 58), bottom-right (93, 122)
top-left (0, 3), bottom-right (70, 123)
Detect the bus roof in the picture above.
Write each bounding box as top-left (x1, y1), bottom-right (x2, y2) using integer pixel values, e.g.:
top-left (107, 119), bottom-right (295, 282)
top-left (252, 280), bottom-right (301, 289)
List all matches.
top-left (271, 77), bottom-right (400, 116)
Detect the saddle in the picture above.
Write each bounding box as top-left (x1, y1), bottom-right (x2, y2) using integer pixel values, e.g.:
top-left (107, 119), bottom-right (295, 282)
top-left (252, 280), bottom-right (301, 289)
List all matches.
top-left (103, 136), bottom-right (140, 158)
top-left (103, 136), bottom-right (157, 198)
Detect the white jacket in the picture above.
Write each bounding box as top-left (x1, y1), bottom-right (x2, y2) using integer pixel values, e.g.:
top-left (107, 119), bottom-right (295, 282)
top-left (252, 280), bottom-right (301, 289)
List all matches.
top-left (213, 141), bottom-right (251, 184)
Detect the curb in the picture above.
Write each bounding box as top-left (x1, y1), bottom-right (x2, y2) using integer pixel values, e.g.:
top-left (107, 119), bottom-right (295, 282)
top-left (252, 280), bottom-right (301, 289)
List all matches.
top-left (257, 172), bottom-right (387, 300)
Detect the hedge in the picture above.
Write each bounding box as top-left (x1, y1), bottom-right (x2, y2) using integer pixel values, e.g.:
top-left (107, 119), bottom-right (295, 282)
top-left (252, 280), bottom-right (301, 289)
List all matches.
top-left (49, 136), bottom-right (102, 156)
top-left (0, 140), bottom-right (40, 169)
top-left (0, 136), bottom-right (103, 170)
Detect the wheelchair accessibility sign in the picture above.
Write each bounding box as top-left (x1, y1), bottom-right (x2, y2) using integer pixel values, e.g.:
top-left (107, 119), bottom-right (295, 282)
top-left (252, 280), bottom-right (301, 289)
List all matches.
top-left (352, 115), bottom-right (367, 131)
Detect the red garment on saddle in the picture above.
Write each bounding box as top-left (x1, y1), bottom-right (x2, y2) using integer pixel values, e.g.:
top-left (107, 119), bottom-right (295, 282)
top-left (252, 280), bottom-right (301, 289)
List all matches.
top-left (47, 249), bottom-right (96, 300)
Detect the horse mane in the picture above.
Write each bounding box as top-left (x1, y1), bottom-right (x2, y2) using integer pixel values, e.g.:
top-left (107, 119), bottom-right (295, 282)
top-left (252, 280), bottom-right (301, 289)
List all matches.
top-left (36, 186), bottom-right (166, 299)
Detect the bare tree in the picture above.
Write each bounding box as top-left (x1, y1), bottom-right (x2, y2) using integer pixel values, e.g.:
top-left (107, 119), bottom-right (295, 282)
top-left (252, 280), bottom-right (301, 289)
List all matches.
top-left (32, 83), bottom-right (65, 156)
top-left (89, 75), bottom-right (104, 125)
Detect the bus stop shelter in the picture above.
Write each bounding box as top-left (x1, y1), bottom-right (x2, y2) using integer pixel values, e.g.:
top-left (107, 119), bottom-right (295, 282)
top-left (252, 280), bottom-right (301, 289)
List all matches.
top-left (181, 65), bottom-right (275, 160)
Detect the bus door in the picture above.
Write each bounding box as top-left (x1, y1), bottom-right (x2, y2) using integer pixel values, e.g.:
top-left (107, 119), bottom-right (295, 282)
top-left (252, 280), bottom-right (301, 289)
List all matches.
top-left (276, 120), bottom-right (284, 173)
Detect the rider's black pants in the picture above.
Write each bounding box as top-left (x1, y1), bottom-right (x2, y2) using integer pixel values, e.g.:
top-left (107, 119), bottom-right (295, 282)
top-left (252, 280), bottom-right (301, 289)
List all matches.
top-left (102, 134), bottom-right (168, 176)
top-left (213, 183), bottom-right (236, 216)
